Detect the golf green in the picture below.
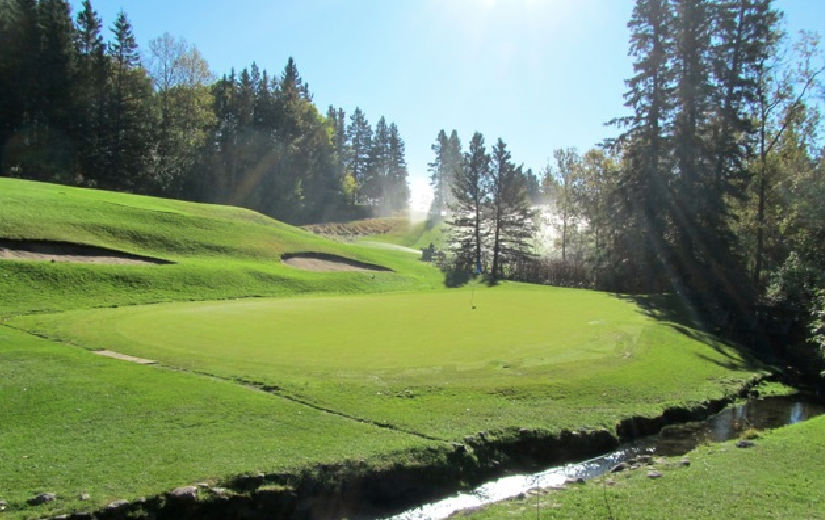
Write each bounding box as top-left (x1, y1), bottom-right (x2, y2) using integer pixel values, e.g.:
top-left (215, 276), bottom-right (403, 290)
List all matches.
top-left (13, 283), bottom-right (758, 441)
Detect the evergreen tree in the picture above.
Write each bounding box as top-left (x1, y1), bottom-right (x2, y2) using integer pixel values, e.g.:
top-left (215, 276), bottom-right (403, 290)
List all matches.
top-left (611, 0), bottom-right (675, 292)
top-left (1, 0), bottom-right (78, 180)
top-left (489, 138), bottom-right (535, 284)
top-left (428, 129), bottom-right (449, 219)
top-left (0, 0), bottom-right (39, 176)
top-left (445, 130), bottom-right (462, 207)
top-left (366, 115), bottom-right (390, 207)
top-left (670, 0), bottom-right (716, 299)
top-left (105, 9), bottom-right (154, 190)
top-left (346, 107), bottom-right (372, 203)
top-left (386, 122), bottom-right (409, 211)
top-left (428, 129), bottom-right (462, 220)
top-left (327, 105), bottom-right (347, 182)
top-left (449, 132), bottom-right (489, 274)
top-left (74, 0), bottom-right (107, 184)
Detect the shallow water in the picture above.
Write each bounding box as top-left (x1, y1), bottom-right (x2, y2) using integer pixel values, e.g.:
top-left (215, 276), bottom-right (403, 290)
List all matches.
top-left (383, 395), bottom-right (824, 520)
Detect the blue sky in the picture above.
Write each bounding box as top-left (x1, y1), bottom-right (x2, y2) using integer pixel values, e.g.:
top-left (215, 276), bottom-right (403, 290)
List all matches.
top-left (69, 0), bottom-right (824, 210)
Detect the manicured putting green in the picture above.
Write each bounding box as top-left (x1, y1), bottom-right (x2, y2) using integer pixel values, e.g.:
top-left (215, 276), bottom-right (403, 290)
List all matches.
top-left (14, 283), bottom-right (758, 440)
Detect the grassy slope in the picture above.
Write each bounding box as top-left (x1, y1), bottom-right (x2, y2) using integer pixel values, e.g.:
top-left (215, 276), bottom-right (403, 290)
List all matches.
top-left (0, 178), bottom-right (441, 317)
top-left (464, 415), bottom-right (825, 519)
top-left (0, 326), bottom-right (430, 520)
top-left (362, 219), bottom-right (447, 250)
top-left (12, 284), bottom-right (761, 441)
top-left (303, 215), bottom-right (447, 250)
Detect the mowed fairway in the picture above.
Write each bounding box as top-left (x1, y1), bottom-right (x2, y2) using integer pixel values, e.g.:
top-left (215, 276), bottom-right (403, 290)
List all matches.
top-left (13, 283), bottom-right (759, 441)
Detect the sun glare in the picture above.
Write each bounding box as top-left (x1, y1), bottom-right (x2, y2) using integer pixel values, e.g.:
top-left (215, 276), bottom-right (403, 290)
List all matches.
top-left (408, 177), bottom-right (434, 219)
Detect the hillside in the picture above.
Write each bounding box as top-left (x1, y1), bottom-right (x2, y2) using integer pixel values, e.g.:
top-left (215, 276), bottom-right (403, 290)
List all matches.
top-left (0, 178), bottom-right (441, 317)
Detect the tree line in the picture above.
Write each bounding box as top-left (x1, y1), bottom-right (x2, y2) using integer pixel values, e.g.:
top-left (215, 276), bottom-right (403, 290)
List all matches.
top-left (0, 0), bottom-right (409, 223)
top-left (431, 0), bottom-right (824, 376)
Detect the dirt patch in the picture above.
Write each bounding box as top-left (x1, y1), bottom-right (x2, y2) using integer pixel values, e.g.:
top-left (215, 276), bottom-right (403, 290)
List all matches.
top-left (281, 252), bottom-right (391, 272)
top-left (0, 238), bottom-right (173, 265)
top-left (93, 350), bottom-right (156, 365)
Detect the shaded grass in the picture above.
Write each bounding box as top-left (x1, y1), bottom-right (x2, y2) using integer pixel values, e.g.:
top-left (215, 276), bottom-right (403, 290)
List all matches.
top-left (0, 326), bottom-right (431, 520)
top-left (463, 415), bottom-right (825, 519)
top-left (12, 284), bottom-right (762, 441)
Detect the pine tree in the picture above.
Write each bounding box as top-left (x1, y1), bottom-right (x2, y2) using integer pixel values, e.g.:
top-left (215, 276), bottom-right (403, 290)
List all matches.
top-left (445, 130), bottom-right (462, 208)
top-left (428, 129), bottom-right (449, 219)
top-left (327, 105), bottom-right (347, 182)
top-left (428, 129), bottom-right (462, 220)
top-left (74, 0), bottom-right (107, 184)
top-left (489, 138), bottom-right (535, 284)
top-left (105, 9), bottom-right (154, 190)
top-left (611, 0), bottom-right (675, 292)
top-left (366, 115), bottom-right (390, 208)
top-left (346, 107), bottom-right (372, 203)
top-left (386, 123), bottom-right (409, 212)
top-left (669, 0), bottom-right (716, 298)
top-left (0, 0), bottom-right (40, 176)
top-left (449, 132), bottom-right (489, 274)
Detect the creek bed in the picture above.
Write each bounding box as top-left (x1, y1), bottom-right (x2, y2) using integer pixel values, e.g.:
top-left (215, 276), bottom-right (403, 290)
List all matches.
top-left (383, 395), bottom-right (824, 520)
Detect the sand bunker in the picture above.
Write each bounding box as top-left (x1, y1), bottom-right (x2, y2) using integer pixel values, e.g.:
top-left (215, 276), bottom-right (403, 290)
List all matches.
top-left (94, 350), bottom-right (156, 365)
top-left (0, 239), bottom-right (173, 265)
top-left (281, 252), bottom-right (391, 272)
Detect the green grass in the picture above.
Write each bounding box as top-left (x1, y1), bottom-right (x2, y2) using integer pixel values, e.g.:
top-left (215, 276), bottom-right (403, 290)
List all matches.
top-left (360, 219), bottom-right (447, 250)
top-left (303, 214), bottom-right (447, 250)
top-left (0, 178), bottom-right (790, 519)
top-left (0, 178), bottom-right (442, 317)
top-left (11, 283), bottom-right (760, 441)
top-left (0, 326), bottom-right (431, 520)
top-left (463, 415), bottom-right (825, 519)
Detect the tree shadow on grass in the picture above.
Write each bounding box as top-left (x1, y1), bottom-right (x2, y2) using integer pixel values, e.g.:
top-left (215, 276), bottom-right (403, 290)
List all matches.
top-left (617, 292), bottom-right (765, 373)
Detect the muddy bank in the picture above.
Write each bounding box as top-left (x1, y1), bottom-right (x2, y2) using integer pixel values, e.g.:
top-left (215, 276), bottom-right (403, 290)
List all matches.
top-left (0, 238), bottom-right (172, 265)
top-left (281, 252), bottom-right (391, 272)
top-left (43, 377), bottom-right (770, 520)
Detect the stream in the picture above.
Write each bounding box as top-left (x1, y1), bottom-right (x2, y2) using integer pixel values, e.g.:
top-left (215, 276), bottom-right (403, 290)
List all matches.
top-left (383, 395), bottom-right (825, 520)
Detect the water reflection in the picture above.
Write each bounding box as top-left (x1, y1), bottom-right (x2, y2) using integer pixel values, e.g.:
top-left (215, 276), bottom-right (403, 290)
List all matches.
top-left (384, 395), bottom-right (824, 520)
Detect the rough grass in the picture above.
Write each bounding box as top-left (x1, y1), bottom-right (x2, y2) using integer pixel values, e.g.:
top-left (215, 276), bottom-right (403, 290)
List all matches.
top-left (11, 284), bottom-right (761, 441)
top-left (0, 326), bottom-right (431, 520)
top-left (0, 178), bottom-right (441, 317)
top-left (463, 415), bottom-right (825, 519)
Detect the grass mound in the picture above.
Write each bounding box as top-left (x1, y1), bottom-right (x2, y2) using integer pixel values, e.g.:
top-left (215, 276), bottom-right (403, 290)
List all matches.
top-left (0, 178), bottom-right (441, 316)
